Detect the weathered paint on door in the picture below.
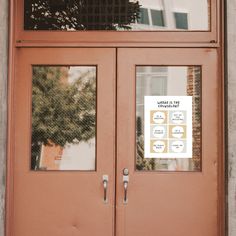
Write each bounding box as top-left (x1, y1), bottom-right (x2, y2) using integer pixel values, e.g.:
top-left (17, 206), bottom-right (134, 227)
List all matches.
top-left (116, 48), bottom-right (221, 236)
top-left (11, 48), bottom-right (116, 236)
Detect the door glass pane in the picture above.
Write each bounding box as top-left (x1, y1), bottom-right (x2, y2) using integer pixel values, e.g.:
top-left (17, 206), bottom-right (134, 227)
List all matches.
top-left (31, 66), bottom-right (96, 171)
top-left (24, 0), bottom-right (210, 31)
top-left (136, 66), bottom-right (201, 171)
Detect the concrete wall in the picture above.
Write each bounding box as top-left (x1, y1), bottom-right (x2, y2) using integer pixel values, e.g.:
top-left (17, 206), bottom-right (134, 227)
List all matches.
top-left (227, 0), bottom-right (236, 235)
top-left (0, 0), bottom-right (8, 235)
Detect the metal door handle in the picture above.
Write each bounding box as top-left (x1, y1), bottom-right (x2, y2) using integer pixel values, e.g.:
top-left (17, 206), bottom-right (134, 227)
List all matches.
top-left (102, 175), bottom-right (108, 203)
top-left (123, 168), bottom-right (129, 204)
top-left (124, 181), bottom-right (128, 203)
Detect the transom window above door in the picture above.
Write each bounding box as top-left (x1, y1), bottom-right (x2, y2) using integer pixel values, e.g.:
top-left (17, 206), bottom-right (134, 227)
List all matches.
top-left (24, 0), bottom-right (210, 31)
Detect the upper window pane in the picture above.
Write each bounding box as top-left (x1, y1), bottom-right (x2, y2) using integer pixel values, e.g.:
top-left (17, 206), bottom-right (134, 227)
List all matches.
top-left (24, 0), bottom-right (210, 31)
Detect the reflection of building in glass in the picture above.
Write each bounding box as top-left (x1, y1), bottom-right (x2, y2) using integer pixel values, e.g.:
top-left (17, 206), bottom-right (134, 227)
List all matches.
top-left (24, 0), bottom-right (209, 31)
top-left (39, 138), bottom-right (96, 171)
top-left (132, 0), bottom-right (209, 30)
top-left (187, 67), bottom-right (201, 171)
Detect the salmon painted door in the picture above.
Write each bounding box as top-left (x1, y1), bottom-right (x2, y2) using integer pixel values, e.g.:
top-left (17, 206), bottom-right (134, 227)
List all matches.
top-left (11, 48), bottom-right (116, 236)
top-left (116, 48), bottom-right (221, 236)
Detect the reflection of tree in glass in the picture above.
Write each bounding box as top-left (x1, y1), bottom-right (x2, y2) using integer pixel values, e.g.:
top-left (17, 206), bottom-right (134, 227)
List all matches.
top-left (25, 0), bottom-right (140, 30)
top-left (31, 67), bottom-right (96, 169)
top-left (136, 136), bottom-right (156, 171)
top-left (136, 117), bottom-right (156, 170)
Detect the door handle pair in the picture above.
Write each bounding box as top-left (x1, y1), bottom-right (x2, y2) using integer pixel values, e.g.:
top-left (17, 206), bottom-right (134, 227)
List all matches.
top-left (102, 168), bottom-right (129, 204)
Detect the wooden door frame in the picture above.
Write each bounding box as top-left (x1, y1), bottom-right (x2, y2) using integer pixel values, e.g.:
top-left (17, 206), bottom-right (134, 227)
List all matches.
top-left (5, 0), bottom-right (225, 235)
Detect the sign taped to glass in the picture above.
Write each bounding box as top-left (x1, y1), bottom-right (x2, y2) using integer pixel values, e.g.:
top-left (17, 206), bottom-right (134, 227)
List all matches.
top-left (144, 96), bottom-right (192, 158)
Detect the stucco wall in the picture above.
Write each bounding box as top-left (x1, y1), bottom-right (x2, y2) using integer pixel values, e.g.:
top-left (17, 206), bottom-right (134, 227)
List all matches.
top-left (227, 0), bottom-right (236, 235)
top-left (0, 0), bottom-right (8, 235)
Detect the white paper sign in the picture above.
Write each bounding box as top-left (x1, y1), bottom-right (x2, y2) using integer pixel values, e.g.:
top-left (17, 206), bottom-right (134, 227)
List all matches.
top-left (144, 96), bottom-right (192, 158)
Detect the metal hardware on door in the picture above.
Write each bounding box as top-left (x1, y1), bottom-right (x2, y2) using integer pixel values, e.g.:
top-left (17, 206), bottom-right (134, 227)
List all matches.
top-left (102, 175), bottom-right (109, 203)
top-left (123, 168), bottom-right (129, 204)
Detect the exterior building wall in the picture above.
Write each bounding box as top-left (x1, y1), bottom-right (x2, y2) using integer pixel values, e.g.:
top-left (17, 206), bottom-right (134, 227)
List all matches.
top-left (0, 0), bottom-right (8, 235)
top-left (227, 0), bottom-right (236, 235)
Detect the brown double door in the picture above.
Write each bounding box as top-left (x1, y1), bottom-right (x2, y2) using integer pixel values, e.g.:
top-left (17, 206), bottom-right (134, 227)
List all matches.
top-left (9, 48), bottom-right (222, 236)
